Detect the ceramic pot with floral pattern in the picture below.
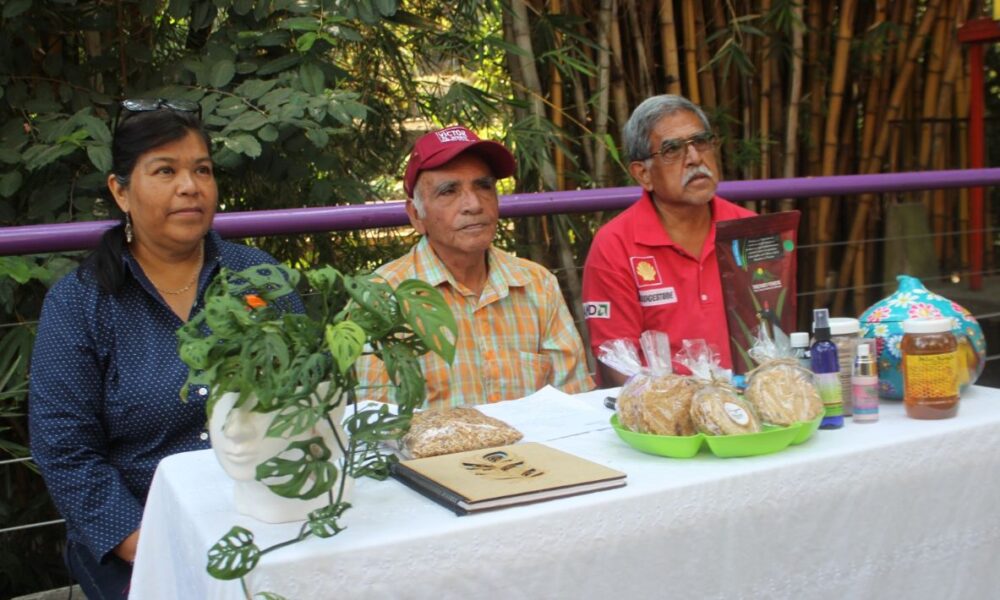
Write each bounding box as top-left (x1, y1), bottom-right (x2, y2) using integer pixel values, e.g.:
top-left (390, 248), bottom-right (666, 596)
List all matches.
top-left (859, 275), bottom-right (986, 399)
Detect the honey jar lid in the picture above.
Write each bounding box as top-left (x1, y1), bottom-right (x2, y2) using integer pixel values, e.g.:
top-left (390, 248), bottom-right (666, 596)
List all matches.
top-left (901, 317), bottom-right (954, 334)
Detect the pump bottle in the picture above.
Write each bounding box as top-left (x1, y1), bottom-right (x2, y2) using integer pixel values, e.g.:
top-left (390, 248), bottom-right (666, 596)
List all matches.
top-left (811, 308), bottom-right (844, 429)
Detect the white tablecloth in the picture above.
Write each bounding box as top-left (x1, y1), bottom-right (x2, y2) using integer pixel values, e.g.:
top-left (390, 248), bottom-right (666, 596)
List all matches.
top-left (130, 386), bottom-right (1000, 599)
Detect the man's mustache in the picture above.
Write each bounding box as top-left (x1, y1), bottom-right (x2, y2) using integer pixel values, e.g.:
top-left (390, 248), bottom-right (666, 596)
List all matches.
top-left (682, 165), bottom-right (715, 186)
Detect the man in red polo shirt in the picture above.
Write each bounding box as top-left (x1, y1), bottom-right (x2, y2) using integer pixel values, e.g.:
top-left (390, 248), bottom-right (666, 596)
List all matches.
top-left (582, 94), bottom-right (754, 385)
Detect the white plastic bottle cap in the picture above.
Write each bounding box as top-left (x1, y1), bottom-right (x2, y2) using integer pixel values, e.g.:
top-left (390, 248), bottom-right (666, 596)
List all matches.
top-left (901, 317), bottom-right (953, 334)
top-left (790, 332), bottom-right (809, 348)
top-left (856, 344), bottom-right (871, 357)
top-left (829, 317), bottom-right (860, 335)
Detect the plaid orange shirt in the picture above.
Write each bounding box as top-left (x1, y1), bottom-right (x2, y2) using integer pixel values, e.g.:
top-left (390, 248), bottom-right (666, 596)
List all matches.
top-left (355, 237), bottom-right (593, 409)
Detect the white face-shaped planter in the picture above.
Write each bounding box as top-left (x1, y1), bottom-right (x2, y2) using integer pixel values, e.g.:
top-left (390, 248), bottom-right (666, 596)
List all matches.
top-left (209, 387), bottom-right (352, 523)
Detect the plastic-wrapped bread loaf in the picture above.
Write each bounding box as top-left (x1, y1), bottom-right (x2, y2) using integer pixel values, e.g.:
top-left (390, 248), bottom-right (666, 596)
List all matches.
top-left (689, 384), bottom-right (761, 435)
top-left (617, 373), bottom-right (698, 436)
top-left (745, 362), bottom-right (824, 426)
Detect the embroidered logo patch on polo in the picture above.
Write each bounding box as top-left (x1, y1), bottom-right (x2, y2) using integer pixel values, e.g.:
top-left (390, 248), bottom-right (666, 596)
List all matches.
top-left (630, 256), bottom-right (663, 287)
top-left (638, 287), bottom-right (677, 306)
top-left (583, 301), bottom-right (611, 319)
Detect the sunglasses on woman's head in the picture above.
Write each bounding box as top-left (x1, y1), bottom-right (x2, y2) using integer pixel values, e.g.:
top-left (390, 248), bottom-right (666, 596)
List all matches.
top-left (113, 98), bottom-right (203, 132)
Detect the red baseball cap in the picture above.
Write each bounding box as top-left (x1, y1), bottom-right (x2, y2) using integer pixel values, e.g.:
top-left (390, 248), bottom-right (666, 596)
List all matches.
top-left (403, 126), bottom-right (516, 198)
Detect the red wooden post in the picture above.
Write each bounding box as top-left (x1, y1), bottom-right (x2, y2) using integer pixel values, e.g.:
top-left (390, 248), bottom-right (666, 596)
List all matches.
top-left (958, 18), bottom-right (1000, 291)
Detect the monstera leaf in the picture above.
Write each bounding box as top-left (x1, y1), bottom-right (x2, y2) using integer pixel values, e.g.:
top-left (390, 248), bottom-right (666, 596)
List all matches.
top-left (342, 274), bottom-right (398, 336)
top-left (325, 320), bottom-right (365, 374)
top-left (266, 392), bottom-right (334, 438)
top-left (256, 437), bottom-right (339, 500)
top-left (206, 526), bottom-right (261, 580)
top-left (306, 502), bottom-right (351, 538)
top-left (394, 279), bottom-right (457, 364)
top-left (379, 341), bottom-right (426, 410)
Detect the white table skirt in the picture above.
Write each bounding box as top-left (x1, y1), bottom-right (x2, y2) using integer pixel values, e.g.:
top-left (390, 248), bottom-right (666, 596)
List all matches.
top-left (130, 386), bottom-right (1000, 599)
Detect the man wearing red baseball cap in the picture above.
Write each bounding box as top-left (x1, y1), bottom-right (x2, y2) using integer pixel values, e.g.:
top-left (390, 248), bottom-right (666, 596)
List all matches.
top-left (357, 125), bottom-right (593, 408)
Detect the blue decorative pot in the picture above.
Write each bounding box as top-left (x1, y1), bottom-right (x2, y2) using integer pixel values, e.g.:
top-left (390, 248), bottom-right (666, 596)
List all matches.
top-left (858, 275), bottom-right (986, 399)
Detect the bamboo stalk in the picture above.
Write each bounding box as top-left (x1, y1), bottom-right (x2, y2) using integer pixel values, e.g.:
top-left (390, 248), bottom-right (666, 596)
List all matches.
top-left (552, 0), bottom-right (566, 191)
top-left (609, 0), bottom-right (630, 133)
top-left (626, 0), bottom-right (654, 99)
top-left (593, 0), bottom-right (613, 187)
top-left (832, 0), bottom-right (945, 314)
top-left (758, 0), bottom-right (772, 181)
top-left (682, 0), bottom-right (700, 102)
top-left (509, 0), bottom-right (557, 190)
top-left (658, 0), bottom-right (682, 94)
top-left (780, 1), bottom-right (805, 211)
top-left (694, 0), bottom-right (717, 109)
top-left (813, 0), bottom-right (857, 307)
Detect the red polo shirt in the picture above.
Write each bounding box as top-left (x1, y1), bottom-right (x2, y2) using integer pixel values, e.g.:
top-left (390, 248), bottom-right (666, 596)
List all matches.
top-left (582, 191), bottom-right (754, 375)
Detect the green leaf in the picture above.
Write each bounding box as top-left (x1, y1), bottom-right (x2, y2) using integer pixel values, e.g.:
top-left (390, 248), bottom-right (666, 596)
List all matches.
top-left (394, 279), bottom-right (457, 364)
top-left (296, 32), bottom-right (318, 53)
top-left (266, 394), bottom-right (327, 438)
top-left (206, 526), bottom-right (260, 580)
top-left (227, 110), bottom-right (268, 132)
top-left (235, 79), bottom-right (277, 100)
top-left (258, 54), bottom-right (301, 76)
top-left (209, 59), bottom-right (236, 88)
top-left (373, 0), bottom-right (397, 17)
top-left (379, 342), bottom-right (425, 410)
top-left (0, 149), bottom-right (19, 164)
top-left (325, 321), bottom-right (365, 375)
top-left (255, 593), bottom-right (290, 600)
top-left (306, 502), bottom-right (350, 538)
top-left (280, 16), bottom-right (321, 31)
top-left (343, 275), bottom-right (397, 335)
top-left (86, 145), bottom-right (112, 173)
top-left (299, 62), bottom-right (325, 95)
top-left (258, 124), bottom-right (279, 142)
top-left (224, 133), bottom-right (262, 158)
top-left (168, 0), bottom-right (191, 19)
top-left (256, 437), bottom-right (338, 500)
top-left (0, 257), bottom-right (33, 283)
top-left (0, 171), bottom-right (22, 198)
top-left (304, 127), bottom-right (329, 149)
top-left (2, 0), bottom-right (31, 18)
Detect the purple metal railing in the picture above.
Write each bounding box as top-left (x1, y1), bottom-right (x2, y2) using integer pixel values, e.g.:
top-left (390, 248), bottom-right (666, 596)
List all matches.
top-left (2, 168), bottom-right (1000, 256)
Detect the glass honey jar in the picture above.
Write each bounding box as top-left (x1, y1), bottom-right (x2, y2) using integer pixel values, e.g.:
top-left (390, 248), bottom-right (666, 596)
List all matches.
top-left (901, 318), bottom-right (960, 419)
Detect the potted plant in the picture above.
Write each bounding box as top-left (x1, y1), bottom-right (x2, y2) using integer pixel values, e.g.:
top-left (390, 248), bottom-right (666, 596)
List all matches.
top-left (177, 262), bottom-right (457, 592)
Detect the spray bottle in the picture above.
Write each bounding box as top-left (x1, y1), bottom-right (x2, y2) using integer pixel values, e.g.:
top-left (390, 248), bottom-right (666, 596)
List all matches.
top-left (852, 343), bottom-right (879, 423)
top-left (811, 308), bottom-right (844, 429)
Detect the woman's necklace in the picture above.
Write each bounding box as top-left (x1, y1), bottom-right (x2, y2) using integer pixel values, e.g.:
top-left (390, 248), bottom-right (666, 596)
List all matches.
top-left (148, 243), bottom-right (204, 296)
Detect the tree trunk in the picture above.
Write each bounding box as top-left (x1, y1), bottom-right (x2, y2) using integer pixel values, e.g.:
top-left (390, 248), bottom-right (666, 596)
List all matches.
top-left (682, 0), bottom-right (701, 102)
top-left (593, 0), bottom-right (614, 187)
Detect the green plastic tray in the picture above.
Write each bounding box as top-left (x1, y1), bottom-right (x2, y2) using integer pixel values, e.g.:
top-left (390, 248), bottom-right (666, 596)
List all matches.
top-left (610, 414), bottom-right (704, 458)
top-left (790, 413), bottom-right (823, 445)
top-left (610, 414), bottom-right (815, 458)
top-left (702, 424), bottom-right (800, 457)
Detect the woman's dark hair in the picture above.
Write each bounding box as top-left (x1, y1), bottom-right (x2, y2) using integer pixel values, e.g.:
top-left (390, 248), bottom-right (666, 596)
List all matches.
top-left (81, 107), bottom-right (212, 294)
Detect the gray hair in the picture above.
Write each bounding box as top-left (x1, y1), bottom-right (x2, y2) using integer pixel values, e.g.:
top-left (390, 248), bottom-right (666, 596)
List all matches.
top-left (622, 95), bottom-right (711, 163)
top-left (411, 186), bottom-right (426, 218)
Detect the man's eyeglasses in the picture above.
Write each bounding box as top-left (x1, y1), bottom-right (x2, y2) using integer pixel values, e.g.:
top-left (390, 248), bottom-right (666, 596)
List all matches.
top-left (113, 98), bottom-right (202, 132)
top-left (644, 131), bottom-right (718, 164)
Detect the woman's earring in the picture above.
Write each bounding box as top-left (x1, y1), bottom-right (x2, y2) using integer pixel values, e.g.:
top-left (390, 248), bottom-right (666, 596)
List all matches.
top-left (124, 212), bottom-right (133, 243)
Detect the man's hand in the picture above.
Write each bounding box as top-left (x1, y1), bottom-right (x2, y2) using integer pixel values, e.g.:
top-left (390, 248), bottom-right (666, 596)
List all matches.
top-left (114, 529), bottom-right (140, 564)
top-left (598, 363), bottom-right (630, 388)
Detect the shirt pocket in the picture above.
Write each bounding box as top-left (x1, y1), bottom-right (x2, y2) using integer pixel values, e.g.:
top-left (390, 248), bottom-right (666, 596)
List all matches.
top-left (505, 350), bottom-right (552, 398)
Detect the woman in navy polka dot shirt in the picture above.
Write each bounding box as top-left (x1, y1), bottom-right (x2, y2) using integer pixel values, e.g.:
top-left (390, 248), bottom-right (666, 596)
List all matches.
top-left (29, 101), bottom-right (301, 598)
